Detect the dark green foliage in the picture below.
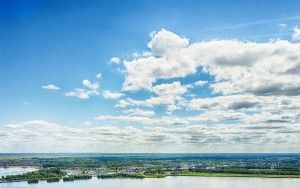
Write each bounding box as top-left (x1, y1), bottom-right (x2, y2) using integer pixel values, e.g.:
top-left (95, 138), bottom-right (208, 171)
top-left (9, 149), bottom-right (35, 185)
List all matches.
top-left (178, 167), bottom-right (300, 176)
top-left (1, 168), bottom-right (66, 183)
top-left (63, 176), bottom-right (75, 181)
top-left (46, 178), bottom-right (60, 183)
top-left (73, 175), bottom-right (92, 180)
top-left (27, 179), bottom-right (38, 184)
top-left (98, 173), bottom-right (145, 179)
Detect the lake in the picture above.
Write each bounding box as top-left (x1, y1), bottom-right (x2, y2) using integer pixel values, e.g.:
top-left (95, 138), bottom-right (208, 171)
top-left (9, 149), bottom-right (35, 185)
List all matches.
top-left (0, 167), bottom-right (37, 177)
top-left (0, 176), bottom-right (299, 188)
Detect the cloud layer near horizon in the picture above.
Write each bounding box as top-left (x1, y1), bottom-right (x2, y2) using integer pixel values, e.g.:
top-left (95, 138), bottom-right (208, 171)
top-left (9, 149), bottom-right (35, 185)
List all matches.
top-left (1, 120), bottom-right (299, 152)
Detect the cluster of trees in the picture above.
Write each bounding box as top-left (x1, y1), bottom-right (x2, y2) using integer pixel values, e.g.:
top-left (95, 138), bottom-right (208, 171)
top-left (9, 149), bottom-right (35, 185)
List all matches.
top-left (27, 179), bottom-right (39, 184)
top-left (63, 176), bottom-right (75, 181)
top-left (46, 178), bottom-right (60, 183)
top-left (62, 175), bottom-right (92, 182)
top-left (184, 167), bottom-right (300, 175)
top-left (1, 168), bottom-right (66, 183)
top-left (1, 168), bottom-right (94, 184)
top-left (98, 173), bottom-right (145, 179)
top-left (73, 174), bottom-right (92, 180)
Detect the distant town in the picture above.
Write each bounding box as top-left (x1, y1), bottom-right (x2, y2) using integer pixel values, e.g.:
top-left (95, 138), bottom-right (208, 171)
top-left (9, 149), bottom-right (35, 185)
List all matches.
top-left (1, 153), bottom-right (300, 184)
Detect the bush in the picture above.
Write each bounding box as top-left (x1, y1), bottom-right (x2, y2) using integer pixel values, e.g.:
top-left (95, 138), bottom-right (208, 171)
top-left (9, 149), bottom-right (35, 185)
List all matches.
top-left (27, 179), bottom-right (38, 184)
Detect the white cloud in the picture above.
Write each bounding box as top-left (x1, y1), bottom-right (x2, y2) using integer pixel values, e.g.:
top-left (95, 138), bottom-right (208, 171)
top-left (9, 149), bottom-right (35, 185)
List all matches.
top-left (117, 29), bottom-right (300, 124)
top-left (116, 98), bottom-right (148, 108)
top-left (82, 79), bottom-right (99, 90)
top-left (1, 120), bottom-right (299, 152)
top-left (65, 75), bottom-right (100, 99)
top-left (292, 26), bottom-right (300, 41)
top-left (122, 29), bottom-right (300, 98)
top-left (152, 81), bottom-right (187, 96)
top-left (187, 94), bottom-right (300, 125)
top-left (65, 88), bottom-right (96, 99)
top-left (102, 90), bottom-right (124, 99)
top-left (188, 109), bottom-right (248, 122)
top-left (188, 94), bottom-right (261, 111)
top-left (94, 115), bottom-right (189, 126)
top-left (122, 108), bottom-right (155, 117)
top-left (109, 57), bottom-right (121, 64)
top-left (41, 84), bottom-right (60, 90)
top-left (148, 29), bottom-right (189, 56)
top-left (117, 81), bottom-right (189, 113)
top-left (193, 80), bottom-right (208, 87)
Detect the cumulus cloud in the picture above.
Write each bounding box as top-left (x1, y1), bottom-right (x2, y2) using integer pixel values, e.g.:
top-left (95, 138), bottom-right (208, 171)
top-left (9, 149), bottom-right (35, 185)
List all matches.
top-left (94, 115), bottom-right (189, 126)
top-left (102, 90), bottom-right (124, 99)
top-left (82, 79), bottom-right (99, 90)
top-left (65, 73), bottom-right (103, 99)
top-left (41, 84), bottom-right (60, 90)
top-left (188, 95), bottom-right (261, 111)
top-left (117, 81), bottom-right (189, 113)
top-left (153, 81), bottom-right (187, 96)
top-left (65, 78), bottom-right (100, 99)
top-left (193, 80), bottom-right (208, 87)
top-left (122, 29), bottom-right (300, 97)
top-left (122, 108), bottom-right (155, 117)
top-left (187, 94), bottom-right (300, 124)
top-left (292, 26), bottom-right (300, 41)
top-left (117, 28), bottom-right (300, 126)
top-left (109, 57), bottom-right (121, 64)
top-left (148, 28), bottom-right (189, 56)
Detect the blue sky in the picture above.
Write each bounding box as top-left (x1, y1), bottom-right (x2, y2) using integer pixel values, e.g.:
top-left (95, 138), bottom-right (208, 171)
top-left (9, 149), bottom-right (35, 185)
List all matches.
top-left (0, 0), bottom-right (300, 152)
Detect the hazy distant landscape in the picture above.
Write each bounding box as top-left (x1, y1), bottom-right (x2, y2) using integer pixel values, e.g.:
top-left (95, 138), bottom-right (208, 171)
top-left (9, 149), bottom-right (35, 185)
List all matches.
top-left (0, 153), bottom-right (300, 185)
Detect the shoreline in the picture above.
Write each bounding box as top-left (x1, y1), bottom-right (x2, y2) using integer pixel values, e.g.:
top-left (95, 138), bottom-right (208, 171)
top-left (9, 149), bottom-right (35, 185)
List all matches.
top-left (1, 173), bottom-right (300, 184)
top-left (168, 173), bottom-right (300, 178)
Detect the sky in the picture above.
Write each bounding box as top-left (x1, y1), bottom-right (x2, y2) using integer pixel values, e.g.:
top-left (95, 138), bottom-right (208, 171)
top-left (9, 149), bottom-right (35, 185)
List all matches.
top-left (0, 0), bottom-right (300, 153)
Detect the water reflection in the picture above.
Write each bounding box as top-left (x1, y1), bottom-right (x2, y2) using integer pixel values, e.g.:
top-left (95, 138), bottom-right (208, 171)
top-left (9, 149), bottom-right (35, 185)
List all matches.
top-left (0, 176), bottom-right (300, 188)
top-left (0, 167), bottom-right (37, 177)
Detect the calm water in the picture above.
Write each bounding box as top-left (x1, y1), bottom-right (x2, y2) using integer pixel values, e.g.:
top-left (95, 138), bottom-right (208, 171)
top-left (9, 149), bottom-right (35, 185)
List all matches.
top-left (0, 167), bottom-right (37, 177)
top-left (0, 176), bottom-right (299, 188)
